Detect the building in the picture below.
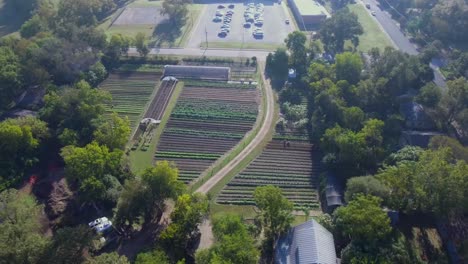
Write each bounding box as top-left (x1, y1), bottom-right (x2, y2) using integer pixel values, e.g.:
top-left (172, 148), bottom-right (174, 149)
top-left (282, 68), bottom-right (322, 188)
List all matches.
top-left (325, 172), bottom-right (344, 213)
top-left (163, 65), bottom-right (231, 81)
top-left (288, 0), bottom-right (330, 29)
top-left (276, 220), bottom-right (338, 264)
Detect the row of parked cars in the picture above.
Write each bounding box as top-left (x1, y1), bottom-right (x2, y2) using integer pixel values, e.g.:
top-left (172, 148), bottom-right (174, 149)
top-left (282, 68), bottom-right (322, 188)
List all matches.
top-left (244, 3), bottom-right (264, 37)
top-left (213, 4), bottom-right (235, 37)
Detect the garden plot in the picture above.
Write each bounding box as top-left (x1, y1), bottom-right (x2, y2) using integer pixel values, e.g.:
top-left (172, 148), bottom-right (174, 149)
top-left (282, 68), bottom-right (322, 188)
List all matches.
top-left (155, 83), bottom-right (260, 184)
top-left (99, 72), bottom-right (160, 128)
top-left (217, 140), bottom-right (321, 208)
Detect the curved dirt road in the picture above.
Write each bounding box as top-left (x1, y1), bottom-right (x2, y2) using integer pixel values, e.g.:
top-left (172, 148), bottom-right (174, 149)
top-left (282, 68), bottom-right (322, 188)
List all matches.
top-left (195, 64), bottom-right (275, 194)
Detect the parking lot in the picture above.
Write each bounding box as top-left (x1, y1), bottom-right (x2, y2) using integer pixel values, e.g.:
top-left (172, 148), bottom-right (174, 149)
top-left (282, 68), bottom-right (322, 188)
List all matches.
top-left (189, 0), bottom-right (294, 48)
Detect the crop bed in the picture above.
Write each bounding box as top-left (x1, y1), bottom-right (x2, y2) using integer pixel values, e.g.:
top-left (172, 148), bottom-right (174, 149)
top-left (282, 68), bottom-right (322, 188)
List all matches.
top-left (217, 140), bottom-right (321, 208)
top-left (155, 85), bottom-right (260, 184)
top-left (100, 72), bottom-right (160, 127)
top-left (144, 79), bottom-right (177, 120)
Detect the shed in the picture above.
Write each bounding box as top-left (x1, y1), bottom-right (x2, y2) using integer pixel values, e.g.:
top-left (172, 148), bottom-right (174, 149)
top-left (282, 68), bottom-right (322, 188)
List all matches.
top-left (276, 219), bottom-right (338, 264)
top-left (163, 65), bottom-right (230, 81)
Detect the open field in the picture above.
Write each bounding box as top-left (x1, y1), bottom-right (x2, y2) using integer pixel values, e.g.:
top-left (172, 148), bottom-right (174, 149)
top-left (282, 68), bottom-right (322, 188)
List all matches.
top-left (348, 3), bottom-right (393, 52)
top-left (101, 1), bottom-right (203, 48)
top-left (99, 72), bottom-right (160, 128)
top-left (217, 140), bottom-right (321, 209)
top-left (155, 82), bottom-right (260, 184)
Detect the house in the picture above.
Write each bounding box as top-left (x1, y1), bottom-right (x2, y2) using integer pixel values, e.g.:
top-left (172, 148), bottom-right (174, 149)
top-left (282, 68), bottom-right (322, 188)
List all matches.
top-left (276, 219), bottom-right (338, 264)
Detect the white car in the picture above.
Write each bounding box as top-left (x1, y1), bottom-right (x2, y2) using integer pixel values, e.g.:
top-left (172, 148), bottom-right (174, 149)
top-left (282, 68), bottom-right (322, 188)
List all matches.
top-left (94, 220), bottom-right (113, 233)
top-left (213, 16), bottom-right (222, 22)
top-left (89, 217), bottom-right (109, 228)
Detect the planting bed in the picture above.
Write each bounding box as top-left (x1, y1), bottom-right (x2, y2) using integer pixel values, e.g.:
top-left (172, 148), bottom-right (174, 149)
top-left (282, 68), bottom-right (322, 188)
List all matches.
top-left (217, 140), bottom-right (321, 208)
top-left (100, 72), bottom-right (160, 127)
top-left (155, 84), bottom-right (260, 184)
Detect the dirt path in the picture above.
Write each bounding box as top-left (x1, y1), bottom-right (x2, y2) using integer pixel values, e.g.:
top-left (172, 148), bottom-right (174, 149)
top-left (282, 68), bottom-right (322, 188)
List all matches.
top-left (197, 219), bottom-right (214, 251)
top-left (195, 64), bottom-right (275, 194)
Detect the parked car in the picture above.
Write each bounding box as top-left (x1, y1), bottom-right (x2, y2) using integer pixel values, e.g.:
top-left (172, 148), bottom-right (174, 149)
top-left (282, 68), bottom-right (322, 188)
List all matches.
top-left (218, 31), bottom-right (227, 37)
top-left (228, 4), bottom-right (235, 9)
top-left (366, 3), bottom-right (371, 9)
top-left (89, 217), bottom-right (109, 228)
top-left (218, 4), bottom-right (225, 9)
top-left (371, 11), bottom-right (376, 16)
top-left (285, 19), bottom-right (290, 24)
top-left (244, 22), bottom-right (252, 28)
top-left (213, 16), bottom-right (222, 22)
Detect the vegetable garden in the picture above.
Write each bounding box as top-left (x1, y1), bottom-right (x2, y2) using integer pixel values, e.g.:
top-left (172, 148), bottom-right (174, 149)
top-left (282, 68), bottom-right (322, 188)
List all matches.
top-left (155, 83), bottom-right (260, 184)
top-left (217, 140), bottom-right (321, 208)
top-left (99, 72), bottom-right (160, 127)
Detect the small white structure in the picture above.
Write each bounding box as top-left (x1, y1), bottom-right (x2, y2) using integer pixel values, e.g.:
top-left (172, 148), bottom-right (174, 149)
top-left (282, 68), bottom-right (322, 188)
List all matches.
top-left (140, 118), bottom-right (160, 125)
top-left (89, 217), bottom-right (113, 233)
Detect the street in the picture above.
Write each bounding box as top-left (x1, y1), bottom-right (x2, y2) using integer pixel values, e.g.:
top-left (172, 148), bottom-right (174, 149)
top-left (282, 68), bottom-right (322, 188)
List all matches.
top-left (364, 0), bottom-right (446, 88)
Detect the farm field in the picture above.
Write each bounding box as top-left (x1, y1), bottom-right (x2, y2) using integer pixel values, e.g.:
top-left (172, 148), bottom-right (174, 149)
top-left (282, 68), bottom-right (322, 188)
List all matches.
top-left (155, 82), bottom-right (260, 184)
top-left (217, 140), bottom-right (321, 209)
top-left (99, 72), bottom-right (160, 128)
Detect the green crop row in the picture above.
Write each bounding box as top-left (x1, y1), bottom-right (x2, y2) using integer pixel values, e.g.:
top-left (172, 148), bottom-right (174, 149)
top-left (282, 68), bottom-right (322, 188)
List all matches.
top-left (155, 151), bottom-right (221, 160)
top-left (164, 128), bottom-right (244, 139)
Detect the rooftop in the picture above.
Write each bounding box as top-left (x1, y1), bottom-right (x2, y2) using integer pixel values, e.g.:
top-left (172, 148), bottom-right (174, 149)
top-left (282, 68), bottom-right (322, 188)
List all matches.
top-left (294, 0), bottom-right (330, 16)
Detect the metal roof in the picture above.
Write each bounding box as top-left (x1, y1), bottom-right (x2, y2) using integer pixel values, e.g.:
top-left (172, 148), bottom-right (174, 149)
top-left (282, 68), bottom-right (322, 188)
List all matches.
top-left (163, 65), bottom-right (230, 81)
top-left (276, 220), bottom-right (337, 264)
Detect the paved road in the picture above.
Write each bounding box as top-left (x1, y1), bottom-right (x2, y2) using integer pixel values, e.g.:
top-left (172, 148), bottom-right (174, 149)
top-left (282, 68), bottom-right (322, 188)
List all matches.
top-left (128, 47), bottom-right (271, 60)
top-left (364, 0), bottom-right (446, 88)
top-left (195, 62), bottom-right (275, 194)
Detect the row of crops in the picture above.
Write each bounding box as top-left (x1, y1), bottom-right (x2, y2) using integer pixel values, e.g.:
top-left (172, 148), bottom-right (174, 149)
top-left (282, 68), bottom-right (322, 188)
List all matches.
top-left (155, 85), bottom-right (260, 184)
top-left (99, 72), bottom-right (160, 128)
top-left (217, 140), bottom-right (321, 208)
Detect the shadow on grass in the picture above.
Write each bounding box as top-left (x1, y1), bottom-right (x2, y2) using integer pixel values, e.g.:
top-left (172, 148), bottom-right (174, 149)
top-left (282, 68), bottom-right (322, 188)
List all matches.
top-left (0, 1), bottom-right (30, 37)
top-left (151, 19), bottom-right (184, 47)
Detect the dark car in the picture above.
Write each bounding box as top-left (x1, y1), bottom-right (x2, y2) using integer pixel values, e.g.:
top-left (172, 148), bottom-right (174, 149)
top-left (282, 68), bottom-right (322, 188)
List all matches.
top-left (228, 4), bottom-right (235, 8)
top-left (218, 4), bottom-right (225, 9)
top-left (218, 31), bottom-right (227, 37)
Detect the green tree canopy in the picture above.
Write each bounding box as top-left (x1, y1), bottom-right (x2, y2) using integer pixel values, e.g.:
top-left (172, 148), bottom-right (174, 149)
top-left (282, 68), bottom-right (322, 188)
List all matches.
top-left (335, 52), bottom-right (363, 85)
top-left (345, 176), bottom-right (390, 202)
top-left (265, 48), bottom-right (289, 88)
top-left (93, 113), bottom-right (130, 150)
top-left (161, 193), bottom-right (209, 261)
top-left (0, 46), bottom-right (22, 110)
top-left (86, 252), bottom-right (130, 264)
top-left (319, 7), bottom-right (363, 53)
top-left (44, 225), bottom-right (95, 264)
top-left (253, 185), bottom-right (293, 258)
top-left (161, 0), bottom-right (192, 26)
top-left (135, 250), bottom-right (170, 264)
top-left (0, 189), bottom-right (49, 263)
top-left (134, 32), bottom-right (149, 57)
top-left (285, 31), bottom-right (308, 74)
top-left (334, 194), bottom-right (391, 246)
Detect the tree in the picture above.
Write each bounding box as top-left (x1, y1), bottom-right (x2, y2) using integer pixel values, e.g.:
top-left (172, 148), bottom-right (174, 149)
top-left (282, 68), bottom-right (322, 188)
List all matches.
top-left (104, 34), bottom-right (132, 68)
top-left (334, 195), bottom-right (391, 246)
top-left (265, 48), bottom-right (289, 88)
top-left (61, 141), bottom-right (123, 202)
top-left (20, 14), bottom-right (45, 38)
top-left (253, 185), bottom-right (293, 258)
top-left (134, 32), bottom-right (149, 57)
top-left (416, 82), bottom-right (442, 108)
top-left (385, 145), bottom-right (423, 166)
top-left (429, 135), bottom-right (468, 162)
top-left (434, 77), bottom-right (468, 131)
top-left (377, 148), bottom-right (468, 217)
top-left (115, 161), bottom-right (185, 227)
top-left (285, 31), bottom-right (308, 74)
top-left (85, 61), bottom-right (108, 87)
top-left (40, 80), bottom-right (111, 145)
top-left (0, 46), bottom-right (22, 110)
top-left (86, 252), bottom-right (130, 264)
top-left (319, 8), bottom-right (363, 53)
top-left (0, 189), bottom-right (49, 263)
top-left (161, 193), bottom-right (209, 262)
top-left (197, 215), bottom-right (260, 264)
top-left (335, 52), bottom-right (363, 85)
top-left (93, 113), bottom-right (131, 150)
top-left (161, 0), bottom-right (192, 26)
top-left (0, 117), bottom-right (48, 189)
top-left (44, 225), bottom-right (95, 264)
top-left (331, 0), bottom-right (354, 10)
top-left (345, 176), bottom-right (390, 202)
top-left (135, 250), bottom-right (170, 264)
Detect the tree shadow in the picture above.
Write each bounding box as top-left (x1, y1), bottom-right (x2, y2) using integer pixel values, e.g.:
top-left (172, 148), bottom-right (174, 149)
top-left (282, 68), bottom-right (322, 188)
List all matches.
top-left (0, 1), bottom-right (30, 37)
top-left (151, 19), bottom-right (184, 47)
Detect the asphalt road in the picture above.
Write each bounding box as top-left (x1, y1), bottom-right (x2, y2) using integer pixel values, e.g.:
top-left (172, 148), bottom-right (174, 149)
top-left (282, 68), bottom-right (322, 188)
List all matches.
top-left (365, 0), bottom-right (446, 88)
top-left (128, 47), bottom-right (271, 60)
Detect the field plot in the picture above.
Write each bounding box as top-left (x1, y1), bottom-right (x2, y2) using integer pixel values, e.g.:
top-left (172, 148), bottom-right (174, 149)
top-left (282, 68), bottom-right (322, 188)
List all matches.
top-left (217, 140), bottom-right (321, 208)
top-left (155, 84), bottom-right (260, 184)
top-left (99, 72), bottom-right (160, 127)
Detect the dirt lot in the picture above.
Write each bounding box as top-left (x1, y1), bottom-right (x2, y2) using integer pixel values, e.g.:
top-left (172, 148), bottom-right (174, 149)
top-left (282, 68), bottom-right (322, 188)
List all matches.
top-left (113, 7), bottom-right (167, 25)
top-left (189, 0), bottom-right (294, 48)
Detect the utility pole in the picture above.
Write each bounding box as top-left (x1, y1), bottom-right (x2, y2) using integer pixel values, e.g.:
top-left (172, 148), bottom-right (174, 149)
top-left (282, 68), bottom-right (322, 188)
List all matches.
top-left (205, 26), bottom-right (208, 49)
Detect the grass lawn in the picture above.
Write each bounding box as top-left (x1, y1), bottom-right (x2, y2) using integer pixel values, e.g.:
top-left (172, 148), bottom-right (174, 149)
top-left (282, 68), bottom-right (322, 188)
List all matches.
top-left (199, 41), bottom-right (284, 51)
top-left (100, 2), bottom-right (202, 48)
top-left (348, 3), bottom-right (394, 52)
top-left (128, 82), bottom-right (184, 174)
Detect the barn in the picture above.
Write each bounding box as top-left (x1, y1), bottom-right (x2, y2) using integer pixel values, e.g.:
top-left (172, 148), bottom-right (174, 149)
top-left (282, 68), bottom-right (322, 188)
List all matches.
top-left (163, 65), bottom-right (231, 81)
top-left (288, 0), bottom-right (330, 29)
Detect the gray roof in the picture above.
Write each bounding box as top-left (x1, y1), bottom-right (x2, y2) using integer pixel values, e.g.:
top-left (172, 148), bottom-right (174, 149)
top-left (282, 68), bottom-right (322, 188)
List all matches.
top-left (276, 220), bottom-right (337, 264)
top-left (163, 65), bottom-right (230, 81)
